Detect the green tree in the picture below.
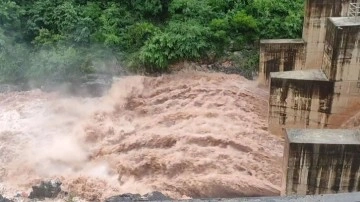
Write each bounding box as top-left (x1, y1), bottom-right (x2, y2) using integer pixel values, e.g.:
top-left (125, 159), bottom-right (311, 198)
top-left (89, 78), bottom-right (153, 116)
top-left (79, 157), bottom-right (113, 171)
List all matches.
top-left (0, 0), bottom-right (24, 40)
top-left (137, 20), bottom-right (210, 71)
top-left (247, 0), bottom-right (303, 38)
top-left (0, 0), bottom-right (305, 83)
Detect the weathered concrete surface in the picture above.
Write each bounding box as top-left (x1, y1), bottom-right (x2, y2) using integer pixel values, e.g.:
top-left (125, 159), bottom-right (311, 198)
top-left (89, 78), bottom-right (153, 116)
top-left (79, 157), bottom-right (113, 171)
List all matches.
top-left (261, 1), bottom-right (360, 199)
top-left (322, 17), bottom-right (360, 81)
top-left (270, 69), bottom-right (328, 81)
top-left (302, 0), bottom-right (356, 69)
top-left (258, 0), bottom-right (360, 85)
top-left (282, 129), bottom-right (360, 196)
top-left (268, 72), bottom-right (334, 135)
top-left (122, 192), bottom-right (360, 201)
top-left (183, 192), bottom-right (360, 201)
top-left (268, 77), bottom-right (360, 135)
top-left (286, 129), bottom-right (360, 144)
top-left (258, 39), bottom-right (305, 85)
top-left (268, 68), bottom-right (360, 134)
top-left (320, 17), bottom-right (360, 127)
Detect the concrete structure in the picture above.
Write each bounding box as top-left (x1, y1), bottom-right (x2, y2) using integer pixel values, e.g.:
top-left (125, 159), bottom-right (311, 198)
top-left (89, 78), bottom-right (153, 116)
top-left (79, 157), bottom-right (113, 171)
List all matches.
top-left (268, 16), bottom-right (360, 134)
top-left (258, 0), bottom-right (360, 198)
top-left (322, 17), bottom-right (360, 82)
top-left (323, 17), bottom-right (360, 126)
top-left (268, 70), bottom-right (334, 135)
top-left (282, 129), bottom-right (360, 196)
top-left (258, 0), bottom-right (360, 85)
top-left (178, 192), bottom-right (360, 202)
top-left (303, 0), bottom-right (354, 69)
top-left (259, 39), bottom-right (305, 85)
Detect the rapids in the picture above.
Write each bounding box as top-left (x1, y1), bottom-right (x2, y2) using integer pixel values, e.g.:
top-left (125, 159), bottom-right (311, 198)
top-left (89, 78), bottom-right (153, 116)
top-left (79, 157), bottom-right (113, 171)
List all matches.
top-left (0, 71), bottom-right (283, 201)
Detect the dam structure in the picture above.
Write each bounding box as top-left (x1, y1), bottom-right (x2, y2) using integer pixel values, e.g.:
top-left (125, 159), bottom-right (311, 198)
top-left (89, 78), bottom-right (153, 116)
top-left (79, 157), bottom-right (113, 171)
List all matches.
top-left (258, 0), bottom-right (360, 197)
top-left (259, 0), bottom-right (360, 135)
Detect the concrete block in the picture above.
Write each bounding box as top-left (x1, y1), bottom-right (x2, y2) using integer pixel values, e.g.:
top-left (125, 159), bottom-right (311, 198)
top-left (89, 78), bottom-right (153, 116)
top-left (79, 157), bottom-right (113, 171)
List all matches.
top-left (282, 129), bottom-right (360, 196)
top-left (322, 17), bottom-right (360, 82)
top-left (258, 39), bottom-right (305, 85)
top-left (303, 0), bottom-right (355, 69)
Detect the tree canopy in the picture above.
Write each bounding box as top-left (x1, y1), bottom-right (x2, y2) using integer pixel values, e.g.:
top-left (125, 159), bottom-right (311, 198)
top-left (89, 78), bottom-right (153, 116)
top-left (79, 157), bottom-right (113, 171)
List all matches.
top-left (0, 0), bottom-right (304, 84)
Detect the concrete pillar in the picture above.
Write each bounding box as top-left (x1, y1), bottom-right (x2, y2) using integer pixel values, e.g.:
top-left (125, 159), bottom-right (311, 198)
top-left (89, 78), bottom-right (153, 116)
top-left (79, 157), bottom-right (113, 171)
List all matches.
top-left (282, 129), bottom-right (360, 196)
top-left (258, 39), bottom-right (305, 85)
top-left (322, 17), bottom-right (360, 81)
top-left (268, 70), bottom-right (334, 136)
top-left (321, 17), bottom-right (360, 126)
top-left (303, 0), bottom-right (354, 69)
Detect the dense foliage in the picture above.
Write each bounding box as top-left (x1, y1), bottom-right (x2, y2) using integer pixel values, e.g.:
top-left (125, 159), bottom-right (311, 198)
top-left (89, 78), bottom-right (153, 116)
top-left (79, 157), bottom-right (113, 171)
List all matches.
top-left (0, 0), bottom-right (304, 84)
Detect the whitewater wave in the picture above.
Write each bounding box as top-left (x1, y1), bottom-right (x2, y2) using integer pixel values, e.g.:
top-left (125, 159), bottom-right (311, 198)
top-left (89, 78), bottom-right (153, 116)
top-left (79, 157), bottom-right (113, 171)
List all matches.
top-left (0, 71), bottom-right (283, 201)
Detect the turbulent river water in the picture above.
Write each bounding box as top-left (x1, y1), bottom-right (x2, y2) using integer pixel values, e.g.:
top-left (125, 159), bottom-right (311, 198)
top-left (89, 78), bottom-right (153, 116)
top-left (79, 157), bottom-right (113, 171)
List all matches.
top-left (0, 71), bottom-right (284, 201)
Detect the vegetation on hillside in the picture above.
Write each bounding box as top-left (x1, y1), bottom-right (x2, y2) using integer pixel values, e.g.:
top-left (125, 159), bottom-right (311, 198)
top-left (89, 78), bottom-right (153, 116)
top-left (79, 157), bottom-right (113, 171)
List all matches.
top-left (0, 0), bottom-right (304, 84)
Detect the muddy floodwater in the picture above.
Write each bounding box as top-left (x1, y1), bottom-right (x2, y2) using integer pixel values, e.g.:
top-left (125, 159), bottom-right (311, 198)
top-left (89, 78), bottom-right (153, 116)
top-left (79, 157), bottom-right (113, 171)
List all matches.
top-left (0, 71), bottom-right (284, 201)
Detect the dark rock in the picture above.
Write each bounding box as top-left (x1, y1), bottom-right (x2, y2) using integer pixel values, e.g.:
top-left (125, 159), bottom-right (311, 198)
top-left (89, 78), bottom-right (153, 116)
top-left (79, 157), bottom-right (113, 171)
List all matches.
top-left (143, 191), bottom-right (172, 201)
top-left (105, 193), bottom-right (143, 202)
top-left (0, 195), bottom-right (12, 202)
top-left (28, 180), bottom-right (62, 200)
top-left (105, 192), bottom-right (172, 202)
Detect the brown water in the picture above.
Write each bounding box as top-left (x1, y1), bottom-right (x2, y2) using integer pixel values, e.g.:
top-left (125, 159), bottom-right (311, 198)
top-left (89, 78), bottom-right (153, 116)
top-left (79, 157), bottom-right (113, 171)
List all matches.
top-left (0, 71), bottom-right (283, 201)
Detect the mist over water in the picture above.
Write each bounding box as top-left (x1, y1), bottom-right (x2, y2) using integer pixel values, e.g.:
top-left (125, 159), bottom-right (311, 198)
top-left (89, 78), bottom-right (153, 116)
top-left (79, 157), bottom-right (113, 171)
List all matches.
top-left (0, 71), bottom-right (283, 201)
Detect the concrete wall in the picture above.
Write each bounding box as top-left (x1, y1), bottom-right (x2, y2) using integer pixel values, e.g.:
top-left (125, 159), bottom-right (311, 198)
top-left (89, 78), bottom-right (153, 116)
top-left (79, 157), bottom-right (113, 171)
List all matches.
top-left (320, 17), bottom-right (360, 126)
top-left (258, 39), bottom-right (305, 85)
top-left (268, 16), bottom-right (360, 134)
top-left (322, 18), bottom-right (360, 81)
top-left (283, 139), bottom-right (360, 195)
top-left (175, 192), bottom-right (360, 202)
top-left (268, 79), bottom-right (360, 134)
top-left (269, 78), bottom-right (334, 135)
top-left (303, 0), bottom-right (355, 69)
top-left (258, 0), bottom-right (360, 86)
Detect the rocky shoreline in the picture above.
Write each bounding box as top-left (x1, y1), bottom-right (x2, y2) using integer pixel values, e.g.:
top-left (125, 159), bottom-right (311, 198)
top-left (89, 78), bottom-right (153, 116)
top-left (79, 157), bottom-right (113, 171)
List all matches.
top-left (1, 180), bottom-right (172, 202)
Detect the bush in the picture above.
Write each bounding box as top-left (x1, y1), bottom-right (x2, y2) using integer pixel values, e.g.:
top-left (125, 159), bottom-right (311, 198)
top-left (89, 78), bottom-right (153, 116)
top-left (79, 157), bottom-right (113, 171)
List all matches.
top-left (120, 22), bottom-right (160, 51)
top-left (169, 0), bottom-right (216, 23)
top-left (0, 0), bottom-right (305, 82)
top-left (247, 0), bottom-right (303, 38)
top-left (136, 21), bottom-right (210, 72)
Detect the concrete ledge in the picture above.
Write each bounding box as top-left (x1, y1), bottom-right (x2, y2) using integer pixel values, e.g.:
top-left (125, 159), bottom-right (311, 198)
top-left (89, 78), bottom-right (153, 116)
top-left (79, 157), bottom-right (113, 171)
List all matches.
top-left (286, 128), bottom-right (360, 144)
top-left (168, 192), bottom-right (360, 201)
top-left (329, 17), bottom-right (360, 27)
top-left (270, 69), bottom-right (329, 81)
top-left (260, 39), bottom-right (304, 44)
